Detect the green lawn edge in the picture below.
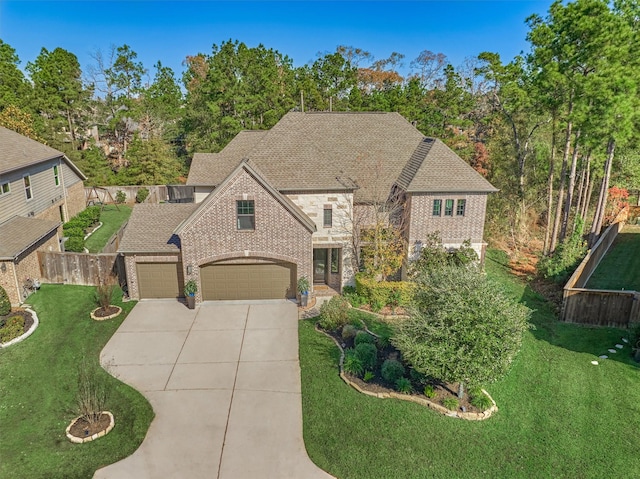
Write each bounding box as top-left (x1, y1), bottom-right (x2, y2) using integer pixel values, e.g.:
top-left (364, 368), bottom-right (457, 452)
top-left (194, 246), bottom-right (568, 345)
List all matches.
top-left (84, 205), bottom-right (132, 253)
top-left (586, 224), bottom-right (640, 291)
top-left (0, 284), bottom-right (154, 479)
top-left (300, 249), bottom-right (640, 478)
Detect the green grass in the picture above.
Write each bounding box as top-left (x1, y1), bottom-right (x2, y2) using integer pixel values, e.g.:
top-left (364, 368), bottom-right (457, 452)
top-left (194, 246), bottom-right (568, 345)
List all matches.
top-left (586, 224), bottom-right (640, 291)
top-left (0, 284), bottom-right (154, 479)
top-left (84, 205), bottom-right (132, 253)
top-left (301, 249), bottom-right (640, 479)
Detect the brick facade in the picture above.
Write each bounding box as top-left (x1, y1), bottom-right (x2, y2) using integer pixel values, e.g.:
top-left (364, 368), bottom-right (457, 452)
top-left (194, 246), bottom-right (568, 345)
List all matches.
top-left (1, 230), bottom-right (59, 305)
top-left (65, 181), bottom-right (86, 219)
top-left (179, 169), bottom-right (313, 304)
top-left (407, 193), bottom-right (488, 259)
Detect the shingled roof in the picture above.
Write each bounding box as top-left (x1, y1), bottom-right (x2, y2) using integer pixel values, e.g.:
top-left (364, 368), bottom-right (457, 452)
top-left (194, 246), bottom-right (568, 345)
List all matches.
top-left (0, 127), bottom-right (87, 179)
top-left (186, 112), bottom-right (496, 202)
top-left (118, 203), bottom-right (198, 254)
top-left (0, 216), bottom-right (59, 260)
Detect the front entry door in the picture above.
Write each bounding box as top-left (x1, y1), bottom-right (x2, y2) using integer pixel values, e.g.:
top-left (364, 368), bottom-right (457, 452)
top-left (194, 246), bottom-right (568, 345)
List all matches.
top-left (313, 249), bottom-right (328, 284)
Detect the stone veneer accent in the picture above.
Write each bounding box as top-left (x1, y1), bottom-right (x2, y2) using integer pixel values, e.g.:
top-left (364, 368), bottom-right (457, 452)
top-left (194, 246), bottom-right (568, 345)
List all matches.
top-left (179, 169), bottom-right (313, 304)
top-left (407, 193), bottom-right (488, 259)
top-left (287, 192), bottom-right (355, 290)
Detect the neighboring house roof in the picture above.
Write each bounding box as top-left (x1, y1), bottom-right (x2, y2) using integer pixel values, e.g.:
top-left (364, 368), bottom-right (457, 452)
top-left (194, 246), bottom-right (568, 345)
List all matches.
top-left (0, 126), bottom-right (87, 180)
top-left (0, 216), bottom-right (59, 260)
top-left (186, 112), bottom-right (496, 202)
top-left (118, 203), bottom-right (198, 254)
top-left (176, 160), bottom-right (316, 235)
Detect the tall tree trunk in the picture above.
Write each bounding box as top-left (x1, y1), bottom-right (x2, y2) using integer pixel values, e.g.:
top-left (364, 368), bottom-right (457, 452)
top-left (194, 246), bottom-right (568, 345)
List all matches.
top-left (66, 108), bottom-right (76, 150)
top-left (581, 156), bottom-right (593, 224)
top-left (560, 130), bottom-right (581, 241)
top-left (550, 116), bottom-right (573, 254)
top-left (543, 117), bottom-right (557, 256)
top-left (590, 139), bottom-right (616, 244)
top-left (573, 151), bottom-right (590, 232)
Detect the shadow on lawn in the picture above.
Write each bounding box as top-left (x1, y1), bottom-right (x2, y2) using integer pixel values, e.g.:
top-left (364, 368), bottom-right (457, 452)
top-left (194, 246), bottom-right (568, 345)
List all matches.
top-left (486, 250), bottom-right (638, 367)
top-left (520, 282), bottom-right (638, 367)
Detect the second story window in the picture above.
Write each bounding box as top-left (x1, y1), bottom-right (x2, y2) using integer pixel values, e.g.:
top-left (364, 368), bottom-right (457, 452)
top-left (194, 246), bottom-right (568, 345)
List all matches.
top-left (53, 165), bottom-right (60, 186)
top-left (323, 206), bottom-right (333, 228)
top-left (0, 182), bottom-right (9, 195)
top-left (237, 200), bottom-right (255, 230)
top-left (23, 175), bottom-right (32, 200)
top-left (444, 199), bottom-right (454, 216)
top-left (456, 199), bottom-right (466, 216)
top-left (432, 199), bottom-right (442, 216)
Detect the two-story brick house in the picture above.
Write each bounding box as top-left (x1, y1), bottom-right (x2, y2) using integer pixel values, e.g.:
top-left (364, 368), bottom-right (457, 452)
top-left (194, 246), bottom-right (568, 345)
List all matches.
top-left (119, 112), bottom-right (497, 303)
top-left (0, 127), bottom-right (86, 305)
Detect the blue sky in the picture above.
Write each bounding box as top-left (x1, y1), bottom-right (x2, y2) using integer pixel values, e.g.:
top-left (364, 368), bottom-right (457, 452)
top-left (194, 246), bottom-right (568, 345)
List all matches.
top-left (0, 1), bottom-right (552, 83)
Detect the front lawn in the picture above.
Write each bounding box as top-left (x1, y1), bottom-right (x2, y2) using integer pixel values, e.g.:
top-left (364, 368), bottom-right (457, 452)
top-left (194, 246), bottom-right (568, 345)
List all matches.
top-left (84, 205), bottom-right (132, 253)
top-left (0, 284), bottom-right (153, 479)
top-left (586, 224), bottom-right (640, 291)
top-left (300, 249), bottom-right (640, 478)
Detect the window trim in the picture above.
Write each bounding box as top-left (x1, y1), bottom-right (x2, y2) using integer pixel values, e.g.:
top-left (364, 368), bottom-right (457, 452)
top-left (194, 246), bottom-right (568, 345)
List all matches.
top-left (0, 182), bottom-right (9, 195)
top-left (23, 175), bottom-right (32, 201)
top-left (432, 199), bottom-right (442, 216)
top-left (444, 199), bottom-right (454, 216)
top-left (456, 199), bottom-right (466, 216)
top-left (323, 206), bottom-right (333, 228)
top-left (236, 200), bottom-right (255, 230)
top-left (53, 165), bottom-right (60, 187)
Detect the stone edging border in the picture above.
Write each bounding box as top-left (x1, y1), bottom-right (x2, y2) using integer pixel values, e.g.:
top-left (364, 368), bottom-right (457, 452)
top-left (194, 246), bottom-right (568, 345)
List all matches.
top-left (90, 306), bottom-right (122, 321)
top-left (316, 325), bottom-right (498, 420)
top-left (83, 221), bottom-right (103, 240)
top-left (66, 411), bottom-right (115, 444)
top-left (0, 308), bottom-right (39, 348)
top-left (352, 307), bottom-right (409, 321)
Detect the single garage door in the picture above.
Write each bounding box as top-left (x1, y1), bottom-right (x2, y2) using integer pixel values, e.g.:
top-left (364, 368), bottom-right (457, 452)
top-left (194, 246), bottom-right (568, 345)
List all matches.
top-left (136, 263), bottom-right (182, 299)
top-left (200, 262), bottom-right (295, 300)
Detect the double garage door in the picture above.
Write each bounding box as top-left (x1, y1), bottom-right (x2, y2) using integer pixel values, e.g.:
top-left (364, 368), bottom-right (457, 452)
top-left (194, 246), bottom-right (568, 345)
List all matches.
top-left (200, 262), bottom-right (295, 300)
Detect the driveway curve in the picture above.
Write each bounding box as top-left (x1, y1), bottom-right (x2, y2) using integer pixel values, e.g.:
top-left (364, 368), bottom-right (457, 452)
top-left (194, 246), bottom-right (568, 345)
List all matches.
top-left (94, 300), bottom-right (333, 479)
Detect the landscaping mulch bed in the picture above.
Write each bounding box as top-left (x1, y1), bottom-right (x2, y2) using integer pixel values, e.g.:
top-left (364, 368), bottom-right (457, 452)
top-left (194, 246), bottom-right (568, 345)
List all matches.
top-left (0, 309), bottom-right (34, 341)
top-left (68, 413), bottom-right (112, 438)
top-left (92, 306), bottom-right (121, 319)
top-left (325, 328), bottom-right (484, 414)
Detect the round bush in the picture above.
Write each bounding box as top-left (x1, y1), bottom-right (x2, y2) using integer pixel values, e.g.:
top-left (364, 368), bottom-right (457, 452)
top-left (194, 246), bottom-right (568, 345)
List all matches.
top-left (341, 324), bottom-right (358, 341)
top-left (343, 349), bottom-right (364, 376)
top-left (318, 295), bottom-right (350, 331)
top-left (63, 227), bottom-right (85, 239)
top-left (395, 377), bottom-right (413, 394)
top-left (354, 330), bottom-right (375, 346)
top-left (381, 359), bottom-right (405, 383)
top-left (354, 343), bottom-right (377, 371)
top-left (0, 285), bottom-right (10, 316)
top-left (136, 187), bottom-right (150, 203)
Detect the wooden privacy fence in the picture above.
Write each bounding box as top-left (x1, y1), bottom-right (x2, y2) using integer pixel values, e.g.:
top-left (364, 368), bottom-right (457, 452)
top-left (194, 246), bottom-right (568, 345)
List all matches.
top-left (562, 216), bottom-right (640, 328)
top-left (38, 251), bottom-right (124, 286)
top-left (101, 221), bottom-right (128, 254)
top-left (85, 185), bottom-right (194, 205)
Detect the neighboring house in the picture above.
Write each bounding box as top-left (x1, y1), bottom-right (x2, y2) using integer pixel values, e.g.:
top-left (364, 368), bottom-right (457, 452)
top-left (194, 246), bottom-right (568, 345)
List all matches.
top-left (119, 112), bottom-right (497, 304)
top-left (0, 127), bottom-right (87, 305)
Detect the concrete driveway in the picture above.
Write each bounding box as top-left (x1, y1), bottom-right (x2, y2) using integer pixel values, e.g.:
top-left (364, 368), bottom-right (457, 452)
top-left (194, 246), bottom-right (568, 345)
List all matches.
top-left (94, 300), bottom-right (333, 479)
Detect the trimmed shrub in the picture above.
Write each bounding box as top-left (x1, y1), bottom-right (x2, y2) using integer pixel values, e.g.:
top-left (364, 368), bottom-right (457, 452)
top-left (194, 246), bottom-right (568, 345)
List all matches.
top-left (423, 384), bottom-right (436, 398)
top-left (355, 273), bottom-right (415, 309)
top-left (343, 349), bottom-right (364, 376)
top-left (469, 387), bottom-right (493, 410)
top-left (136, 187), bottom-right (150, 203)
top-left (0, 285), bottom-right (10, 316)
top-left (395, 377), bottom-right (413, 394)
top-left (381, 359), bottom-right (405, 383)
top-left (442, 397), bottom-right (459, 411)
top-left (318, 295), bottom-right (350, 331)
top-left (354, 343), bottom-right (377, 371)
top-left (63, 227), bottom-right (85, 239)
top-left (341, 324), bottom-right (358, 341)
top-left (0, 315), bottom-right (24, 343)
top-left (115, 190), bottom-right (126, 204)
top-left (363, 371), bottom-right (375, 382)
top-left (65, 236), bottom-right (85, 252)
top-left (354, 330), bottom-right (375, 346)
